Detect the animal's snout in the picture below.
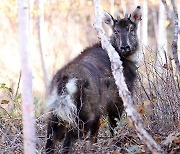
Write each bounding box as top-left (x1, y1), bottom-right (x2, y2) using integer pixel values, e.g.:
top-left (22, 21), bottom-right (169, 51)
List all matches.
top-left (120, 45), bottom-right (131, 56)
top-left (120, 45), bottom-right (130, 52)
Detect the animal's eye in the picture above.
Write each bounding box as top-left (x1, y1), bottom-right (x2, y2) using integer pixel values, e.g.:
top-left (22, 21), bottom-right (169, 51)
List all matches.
top-left (114, 30), bottom-right (118, 34)
top-left (130, 28), bottom-right (134, 32)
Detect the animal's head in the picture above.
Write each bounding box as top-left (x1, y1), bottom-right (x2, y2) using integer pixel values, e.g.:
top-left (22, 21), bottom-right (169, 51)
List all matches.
top-left (103, 6), bottom-right (142, 57)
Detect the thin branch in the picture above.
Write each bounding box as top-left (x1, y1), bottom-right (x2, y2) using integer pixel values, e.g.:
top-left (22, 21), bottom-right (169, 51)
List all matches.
top-left (0, 106), bottom-right (11, 117)
top-left (93, 0), bottom-right (163, 153)
top-left (15, 71), bottom-right (21, 99)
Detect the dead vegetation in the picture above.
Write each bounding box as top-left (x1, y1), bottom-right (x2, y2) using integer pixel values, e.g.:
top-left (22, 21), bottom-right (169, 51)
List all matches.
top-left (0, 55), bottom-right (179, 153)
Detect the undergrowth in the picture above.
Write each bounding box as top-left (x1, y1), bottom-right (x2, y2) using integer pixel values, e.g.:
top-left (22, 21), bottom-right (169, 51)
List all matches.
top-left (0, 52), bottom-right (180, 154)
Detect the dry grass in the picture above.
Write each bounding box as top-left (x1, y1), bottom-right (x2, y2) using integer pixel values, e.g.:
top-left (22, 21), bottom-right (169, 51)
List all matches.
top-left (0, 53), bottom-right (180, 153)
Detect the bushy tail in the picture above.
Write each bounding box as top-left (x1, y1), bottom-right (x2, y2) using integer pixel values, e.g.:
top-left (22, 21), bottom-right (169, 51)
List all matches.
top-left (45, 78), bottom-right (78, 125)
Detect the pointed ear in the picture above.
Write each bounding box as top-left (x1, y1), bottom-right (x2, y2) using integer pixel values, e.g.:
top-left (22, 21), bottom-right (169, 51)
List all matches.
top-left (129, 6), bottom-right (142, 24)
top-left (103, 11), bottom-right (114, 27)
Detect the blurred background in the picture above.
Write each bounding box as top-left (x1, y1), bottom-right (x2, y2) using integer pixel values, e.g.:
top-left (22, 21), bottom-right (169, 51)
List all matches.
top-left (0, 0), bottom-right (179, 95)
top-left (0, 0), bottom-right (180, 153)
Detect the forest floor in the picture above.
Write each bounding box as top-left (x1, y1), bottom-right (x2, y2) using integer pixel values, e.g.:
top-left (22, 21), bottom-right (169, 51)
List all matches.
top-left (0, 66), bottom-right (180, 154)
top-left (0, 109), bottom-right (179, 154)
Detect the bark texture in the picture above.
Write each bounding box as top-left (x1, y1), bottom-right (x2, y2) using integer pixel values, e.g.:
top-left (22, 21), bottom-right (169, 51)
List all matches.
top-left (161, 0), bottom-right (180, 73)
top-left (38, 0), bottom-right (50, 92)
top-left (18, 0), bottom-right (36, 153)
top-left (171, 0), bottom-right (180, 73)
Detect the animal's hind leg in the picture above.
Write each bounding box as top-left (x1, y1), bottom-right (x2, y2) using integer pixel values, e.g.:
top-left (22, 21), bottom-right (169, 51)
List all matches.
top-left (62, 129), bottom-right (79, 154)
top-left (46, 116), bottom-right (66, 154)
top-left (108, 112), bottom-right (119, 135)
top-left (62, 120), bottom-right (91, 153)
top-left (108, 102), bottom-right (124, 136)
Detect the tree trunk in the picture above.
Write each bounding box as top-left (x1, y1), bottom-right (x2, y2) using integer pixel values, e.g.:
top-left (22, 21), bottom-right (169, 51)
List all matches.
top-left (171, 0), bottom-right (180, 73)
top-left (141, 0), bottom-right (148, 47)
top-left (151, 2), bottom-right (158, 43)
top-left (134, 0), bottom-right (140, 34)
top-left (178, 2), bottom-right (180, 52)
top-left (161, 0), bottom-right (180, 73)
top-left (18, 0), bottom-right (36, 153)
top-left (110, 0), bottom-right (114, 16)
top-left (93, 0), bottom-right (163, 153)
top-left (37, 0), bottom-right (50, 93)
top-left (156, 0), bottom-right (168, 74)
top-left (177, 1), bottom-right (180, 67)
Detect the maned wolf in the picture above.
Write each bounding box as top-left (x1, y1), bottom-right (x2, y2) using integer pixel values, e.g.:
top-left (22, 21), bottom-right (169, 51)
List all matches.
top-left (45, 6), bottom-right (142, 153)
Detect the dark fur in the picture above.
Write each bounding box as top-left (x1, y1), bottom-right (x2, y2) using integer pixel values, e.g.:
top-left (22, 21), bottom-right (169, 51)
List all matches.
top-left (45, 12), bottom-right (140, 153)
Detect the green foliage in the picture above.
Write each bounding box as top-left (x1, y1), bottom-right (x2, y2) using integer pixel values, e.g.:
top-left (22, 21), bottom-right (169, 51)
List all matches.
top-left (0, 82), bottom-right (21, 118)
top-left (0, 82), bottom-right (45, 118)
top-left (0, 83), bottom-right (6, 88)
top-left (16, 93), bottom-right (21, 101)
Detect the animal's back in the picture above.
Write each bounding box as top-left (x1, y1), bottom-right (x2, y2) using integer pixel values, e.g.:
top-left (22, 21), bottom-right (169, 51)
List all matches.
top-left (49, 43), bottom-right (136, 110)
top-left (51, 44), bottom-right (112, 85)
top-left (47, 44), bottom-right (114, 126)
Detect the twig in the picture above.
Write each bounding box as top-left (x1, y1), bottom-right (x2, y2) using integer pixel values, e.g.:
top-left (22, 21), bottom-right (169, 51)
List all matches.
top-left (15, 71), bottom-right (21, 99)
top-left (93, 0), bottom-right (163, 153)
top-left (0, 106), bottom-right (11, 117)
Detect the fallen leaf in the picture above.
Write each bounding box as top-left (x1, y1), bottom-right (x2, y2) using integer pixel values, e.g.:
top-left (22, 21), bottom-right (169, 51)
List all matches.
top-left (1, 100), bottom-right (9, 104)
top-left (136, 104), bottom-right (145, 115)
top-left (143, 100), bottom-right (151, 106)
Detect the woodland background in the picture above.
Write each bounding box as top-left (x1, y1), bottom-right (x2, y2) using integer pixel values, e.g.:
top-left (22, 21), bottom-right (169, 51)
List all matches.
top-left (0, 0), bottom-right (180, 153)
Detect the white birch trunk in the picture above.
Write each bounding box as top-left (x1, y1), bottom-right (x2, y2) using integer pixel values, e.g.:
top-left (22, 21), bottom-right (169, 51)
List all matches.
top-left (38, 0), bottom-right (50, 92)
top-left (134, 0), bottom-right (141, 60)
top-left (171, 0), bottom-right (180, 73)
top-left (161, 0), bottom-right (180, 73)
top-left (110, 0), bottom-right (114, 16)
top-left (152, 1), bottom-right (158, 42)
top-left (156, 0), bottom-right (168, 73)
top-left (178, 2), bottom-right (180, 52)
top-left (93, 0), bottom-right (163, 153)
top-left (141, 0), bottom-right (148, 47)
top-left (177, 1), bottom-right (180, 67)
top-left (120, 0), bottom-right (126, 15)
top-left (18, 0), bottom-right (36, 153)
top-left (134, 0), bottom-right (140, 38)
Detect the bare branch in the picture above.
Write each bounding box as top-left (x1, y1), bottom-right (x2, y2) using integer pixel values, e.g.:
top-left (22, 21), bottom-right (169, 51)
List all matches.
top-left (15, 72), bottom-right (21, 100)
top-left (93, 0), bottom-right (164, 153)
